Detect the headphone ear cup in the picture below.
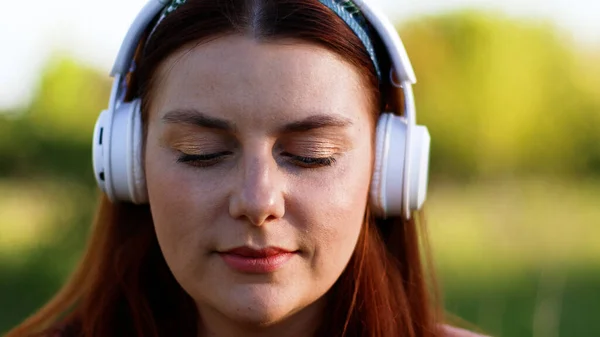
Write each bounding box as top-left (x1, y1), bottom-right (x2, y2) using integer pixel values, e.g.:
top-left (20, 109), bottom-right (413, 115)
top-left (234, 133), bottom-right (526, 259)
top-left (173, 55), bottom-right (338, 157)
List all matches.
top-left (92, 99), bottom-right (147, 204)
top-left (369, 112), bottom-right (431, 218)
top-left (370, 113), bottom-right (406, 217)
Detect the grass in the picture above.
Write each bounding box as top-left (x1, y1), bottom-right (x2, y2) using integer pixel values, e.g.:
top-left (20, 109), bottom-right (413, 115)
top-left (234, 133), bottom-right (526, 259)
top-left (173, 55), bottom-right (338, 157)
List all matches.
top-left (1, 178), bottom-right (599, 336)
top-left (427, 178), bottom-right (600, 270)
top-left (425, 178), bottom-right (600, 336)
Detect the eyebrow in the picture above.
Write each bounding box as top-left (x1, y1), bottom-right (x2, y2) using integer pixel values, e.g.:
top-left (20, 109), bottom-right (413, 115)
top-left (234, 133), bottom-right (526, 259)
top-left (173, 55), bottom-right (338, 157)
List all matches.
top-left (162, 109), bottom-right (236, 132)
top-left (280, 114), bottom-right (353, 133)
top-left (161, 108), bottom-right (353, 133)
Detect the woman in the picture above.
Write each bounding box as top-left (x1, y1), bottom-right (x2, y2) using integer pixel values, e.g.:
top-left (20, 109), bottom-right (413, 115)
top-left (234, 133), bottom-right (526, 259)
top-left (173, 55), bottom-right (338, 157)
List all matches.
top-left (7, 0), bottom-right (484, 336)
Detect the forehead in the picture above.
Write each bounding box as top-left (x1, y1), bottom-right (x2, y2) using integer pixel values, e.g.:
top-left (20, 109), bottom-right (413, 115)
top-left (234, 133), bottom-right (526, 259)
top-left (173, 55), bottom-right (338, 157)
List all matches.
top-left (149, 34), bottom-right (372, 128)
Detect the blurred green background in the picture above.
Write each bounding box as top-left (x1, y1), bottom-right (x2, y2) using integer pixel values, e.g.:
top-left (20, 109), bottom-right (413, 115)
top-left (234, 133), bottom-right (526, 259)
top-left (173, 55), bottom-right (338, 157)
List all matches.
top-left (1, 6), bottom-right (599, 337)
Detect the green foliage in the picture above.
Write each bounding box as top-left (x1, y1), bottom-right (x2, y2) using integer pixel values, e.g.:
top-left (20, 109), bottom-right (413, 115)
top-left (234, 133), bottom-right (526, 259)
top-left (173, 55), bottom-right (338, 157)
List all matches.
top-left (0, 54), bottom-right (110, 182)
top-left (399, 10), bottom-right (600, 179)
top-left (27, 53), bottom-right (111, 142)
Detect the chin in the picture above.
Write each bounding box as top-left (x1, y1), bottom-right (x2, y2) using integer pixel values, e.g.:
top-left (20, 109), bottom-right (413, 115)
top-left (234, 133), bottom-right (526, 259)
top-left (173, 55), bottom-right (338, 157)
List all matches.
top-left (221, 284), bottom-right (297, 325)
top-left (225, 306), bottom-right (288, 327)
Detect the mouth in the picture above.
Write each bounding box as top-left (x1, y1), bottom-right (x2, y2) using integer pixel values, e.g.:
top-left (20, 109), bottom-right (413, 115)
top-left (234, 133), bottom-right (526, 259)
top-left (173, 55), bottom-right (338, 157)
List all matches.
top-left (222, 246), bottom-right (295, 257)
top-left (218, 246), bottom-right (298, 274)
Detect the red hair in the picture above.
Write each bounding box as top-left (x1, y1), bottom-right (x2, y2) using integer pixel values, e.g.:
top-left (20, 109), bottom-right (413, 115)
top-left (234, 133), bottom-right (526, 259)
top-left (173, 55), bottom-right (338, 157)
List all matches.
top-left (7, 0), bottom-right (444, 336)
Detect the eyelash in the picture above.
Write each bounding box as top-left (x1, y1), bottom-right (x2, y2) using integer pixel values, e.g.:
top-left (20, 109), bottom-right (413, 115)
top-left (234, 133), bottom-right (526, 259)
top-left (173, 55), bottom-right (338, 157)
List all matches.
top-left (177, 151), bottom-right (231, 167)
top-left (176, 152), bottom-right (336, 168)
top-left (283, 153), bottom-right (336, 168)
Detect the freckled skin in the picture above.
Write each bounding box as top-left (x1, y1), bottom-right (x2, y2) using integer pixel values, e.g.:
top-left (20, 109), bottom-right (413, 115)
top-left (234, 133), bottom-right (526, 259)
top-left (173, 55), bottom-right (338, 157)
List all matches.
top-left (144, 34), bottom-right (374, 337)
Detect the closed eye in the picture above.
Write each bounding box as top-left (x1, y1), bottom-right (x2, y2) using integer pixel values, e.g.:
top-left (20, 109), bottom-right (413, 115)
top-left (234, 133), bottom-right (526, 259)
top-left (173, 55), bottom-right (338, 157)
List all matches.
top-left (282, 153), bottom-right (336, 168)
top-left (176, 151), bottom-right (336, 169)
top-left (177, 151), bottom-right (232, 167)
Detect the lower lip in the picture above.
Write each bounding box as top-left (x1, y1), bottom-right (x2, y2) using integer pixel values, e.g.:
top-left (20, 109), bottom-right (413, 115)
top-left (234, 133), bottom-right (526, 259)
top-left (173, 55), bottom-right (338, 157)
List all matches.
top-left (219, 252), bottom-right (295, 273)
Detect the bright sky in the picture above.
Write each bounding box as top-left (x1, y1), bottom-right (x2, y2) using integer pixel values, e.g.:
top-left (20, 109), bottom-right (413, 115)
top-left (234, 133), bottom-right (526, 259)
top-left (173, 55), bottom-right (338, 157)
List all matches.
top-left (1, 0), bottom-right (598, 110)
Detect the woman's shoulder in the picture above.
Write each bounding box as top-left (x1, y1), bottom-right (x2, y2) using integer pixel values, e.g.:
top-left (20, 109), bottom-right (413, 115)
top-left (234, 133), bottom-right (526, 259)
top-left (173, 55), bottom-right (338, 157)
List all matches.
top-left (441, 324), bottom-right (490, 337)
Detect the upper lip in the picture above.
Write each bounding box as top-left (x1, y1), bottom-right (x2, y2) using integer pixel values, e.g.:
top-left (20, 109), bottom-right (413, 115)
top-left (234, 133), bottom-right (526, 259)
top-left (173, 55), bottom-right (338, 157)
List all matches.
top-left (220, 246), bottom-right (294, 257)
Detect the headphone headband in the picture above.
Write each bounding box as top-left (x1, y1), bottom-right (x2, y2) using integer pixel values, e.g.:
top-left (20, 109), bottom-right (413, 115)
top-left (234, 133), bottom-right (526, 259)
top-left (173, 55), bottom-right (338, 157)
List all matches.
top-left (110, 0), bottom-right (416, 83)
top-left (110, 0), bottom-right (168, 76)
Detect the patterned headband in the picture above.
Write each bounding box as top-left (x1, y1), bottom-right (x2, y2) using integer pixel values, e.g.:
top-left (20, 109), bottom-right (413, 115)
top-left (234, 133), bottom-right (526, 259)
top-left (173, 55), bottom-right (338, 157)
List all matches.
top-left (147, 0), bottom-right (381, 80)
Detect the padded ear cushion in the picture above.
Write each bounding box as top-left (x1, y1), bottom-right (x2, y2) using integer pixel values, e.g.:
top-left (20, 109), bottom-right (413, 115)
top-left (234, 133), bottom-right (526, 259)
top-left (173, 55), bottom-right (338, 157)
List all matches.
top-left (370, 113), bottom-right (405, 217)
top-left (128, 99), bottom-right (148, 204)
top-left (107, 101), bottom-right (132, 202)
top-left (369, 113), bottom-right (388, 216)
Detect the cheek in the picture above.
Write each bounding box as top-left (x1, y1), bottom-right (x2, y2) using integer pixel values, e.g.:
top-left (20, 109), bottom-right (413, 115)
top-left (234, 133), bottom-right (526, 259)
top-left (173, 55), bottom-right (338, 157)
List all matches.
top-left (143, 138), bottom-right (227, 274)
top-left (291, 147), bottom-right (372, 276)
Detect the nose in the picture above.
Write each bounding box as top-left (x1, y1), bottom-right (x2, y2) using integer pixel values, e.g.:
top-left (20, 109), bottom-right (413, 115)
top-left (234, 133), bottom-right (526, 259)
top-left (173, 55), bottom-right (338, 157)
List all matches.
top-left (228, 151), bottom-right (285, 226)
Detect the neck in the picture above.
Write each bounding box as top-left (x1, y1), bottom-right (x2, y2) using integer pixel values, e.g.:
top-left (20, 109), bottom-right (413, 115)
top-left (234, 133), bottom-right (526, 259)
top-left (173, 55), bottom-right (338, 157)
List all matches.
top-left (197, 297), bottom-right (326, 337)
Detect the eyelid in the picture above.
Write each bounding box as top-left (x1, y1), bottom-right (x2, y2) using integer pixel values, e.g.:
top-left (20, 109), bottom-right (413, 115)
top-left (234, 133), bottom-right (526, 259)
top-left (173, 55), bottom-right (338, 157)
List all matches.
top-left (283, 139), bottom-right (344, 156)
top-left (170, 136), bottom-right (231, 154)
top-left (164, 127), bottom-right (235, 148)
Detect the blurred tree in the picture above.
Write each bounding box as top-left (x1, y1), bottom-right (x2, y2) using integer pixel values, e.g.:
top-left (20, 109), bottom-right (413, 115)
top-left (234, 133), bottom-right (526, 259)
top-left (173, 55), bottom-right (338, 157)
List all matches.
top-left (399, 11), bottom-right (600, 180)
top-left (27, 53), bottom-right (111, 143)
top-left (0, 53), bottom-right (110, 183)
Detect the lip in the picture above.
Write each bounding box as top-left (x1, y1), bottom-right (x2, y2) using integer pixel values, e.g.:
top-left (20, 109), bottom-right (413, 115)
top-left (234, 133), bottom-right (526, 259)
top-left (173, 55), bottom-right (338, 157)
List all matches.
top-left (218, 246), bottom-right (296, 274)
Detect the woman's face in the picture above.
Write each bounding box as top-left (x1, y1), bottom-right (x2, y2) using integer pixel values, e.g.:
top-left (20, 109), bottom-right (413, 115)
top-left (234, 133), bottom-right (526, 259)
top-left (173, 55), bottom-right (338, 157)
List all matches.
top-left (145, 34), bottom-right (374, 332)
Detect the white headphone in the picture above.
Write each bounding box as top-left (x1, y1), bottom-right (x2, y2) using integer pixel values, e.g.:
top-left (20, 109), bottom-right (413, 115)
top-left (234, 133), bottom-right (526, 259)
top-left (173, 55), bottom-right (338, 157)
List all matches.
top-left (92, 0), bottom-right (430, 219)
